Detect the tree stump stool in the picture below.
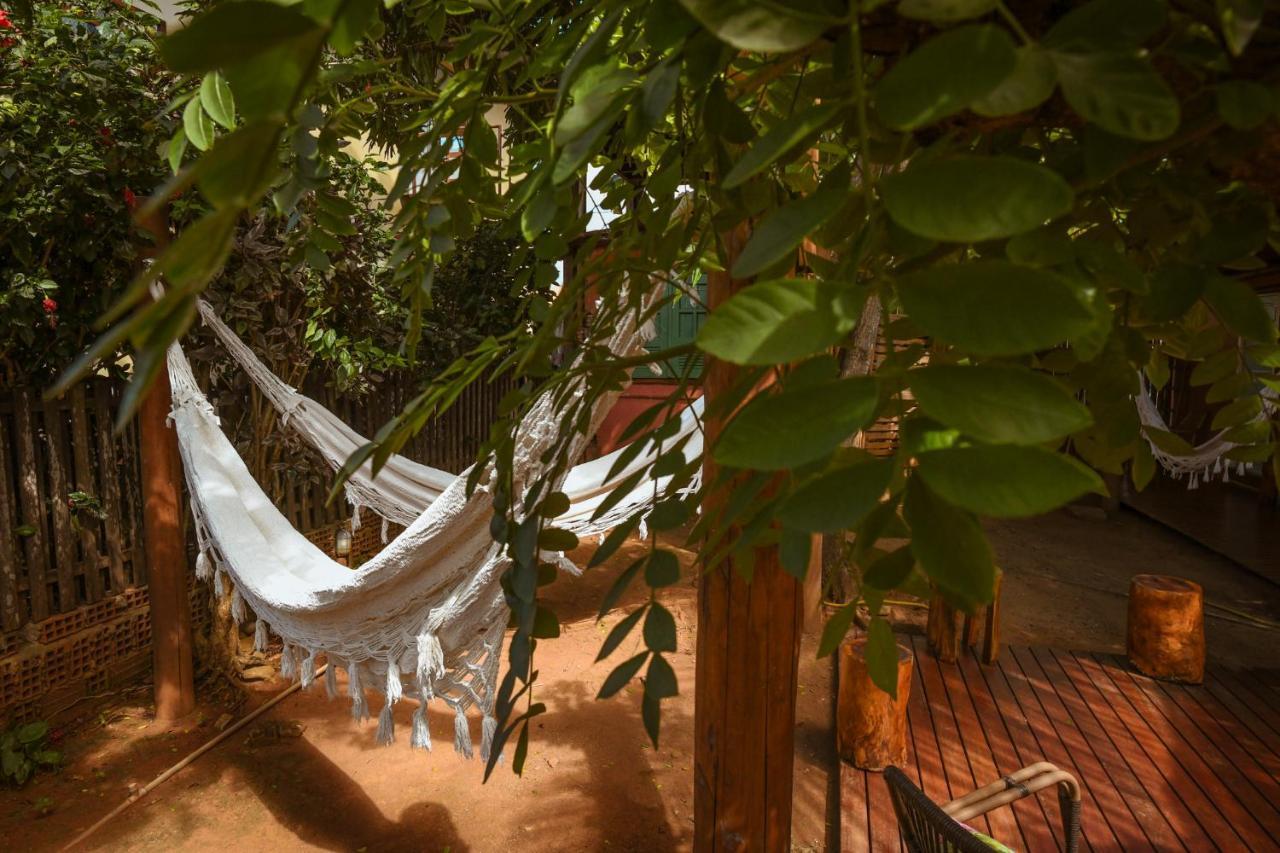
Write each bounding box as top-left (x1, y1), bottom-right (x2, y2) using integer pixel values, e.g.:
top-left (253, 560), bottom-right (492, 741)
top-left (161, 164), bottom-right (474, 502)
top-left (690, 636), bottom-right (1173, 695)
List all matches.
top-left (927, 570), bottom-right (1003, 664)
top-left (838, 637), bottom-right (914, 770)
top-left (1127, 574), bottom-right (1205, 684)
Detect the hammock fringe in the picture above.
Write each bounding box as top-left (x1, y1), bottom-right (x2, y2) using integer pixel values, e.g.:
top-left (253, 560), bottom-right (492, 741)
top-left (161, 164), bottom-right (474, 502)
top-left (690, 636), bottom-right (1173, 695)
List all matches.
top-left (453, 707), bottom-right (473, 759)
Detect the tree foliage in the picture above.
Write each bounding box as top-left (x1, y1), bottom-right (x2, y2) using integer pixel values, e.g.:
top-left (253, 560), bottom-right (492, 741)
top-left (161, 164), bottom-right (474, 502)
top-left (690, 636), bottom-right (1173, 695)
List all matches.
top-left (58, 0), bottom-right (1280, 775)
top-left (0, 2), bottom-right (176, 384)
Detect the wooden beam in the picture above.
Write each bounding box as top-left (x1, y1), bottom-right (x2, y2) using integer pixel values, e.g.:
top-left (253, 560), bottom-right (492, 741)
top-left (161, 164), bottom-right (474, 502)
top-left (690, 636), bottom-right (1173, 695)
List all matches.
top-left (139, 210), bottom-right (195, 723)
top-left (139, 352), bottom-right (196, 722)
top-left (694, 223), bottom-right (803, 851)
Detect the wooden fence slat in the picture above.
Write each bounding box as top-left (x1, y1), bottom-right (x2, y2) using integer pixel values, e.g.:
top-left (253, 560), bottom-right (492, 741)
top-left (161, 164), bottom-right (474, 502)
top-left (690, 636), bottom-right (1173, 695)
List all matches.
top-left (69, 386), bottom-right (105, 603)
top-left (14, 388), bottom-right (50, 622)
top-left (92, 381), bottom-right (128, 593)
top-left (0, 416), bottom-right (22, 629)
top-left (43, 395), bottom-right (78, 612)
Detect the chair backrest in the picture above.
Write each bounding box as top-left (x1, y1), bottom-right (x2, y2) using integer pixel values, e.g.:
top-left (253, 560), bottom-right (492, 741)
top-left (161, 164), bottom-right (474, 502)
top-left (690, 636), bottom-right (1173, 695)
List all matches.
top-left (883, 767), bottom-right (994, 853)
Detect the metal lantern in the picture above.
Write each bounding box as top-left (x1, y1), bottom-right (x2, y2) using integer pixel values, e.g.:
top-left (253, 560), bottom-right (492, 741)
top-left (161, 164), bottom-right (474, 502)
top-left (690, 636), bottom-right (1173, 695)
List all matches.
top-left (334, 526), bottom-right (353, 561)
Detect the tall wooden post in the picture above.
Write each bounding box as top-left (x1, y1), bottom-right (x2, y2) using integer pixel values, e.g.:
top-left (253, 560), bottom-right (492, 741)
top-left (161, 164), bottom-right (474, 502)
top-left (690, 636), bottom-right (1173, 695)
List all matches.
top-left (694, 224), bottom-right (803, 851)
top-left (139, 211), bottom-right (196, 723)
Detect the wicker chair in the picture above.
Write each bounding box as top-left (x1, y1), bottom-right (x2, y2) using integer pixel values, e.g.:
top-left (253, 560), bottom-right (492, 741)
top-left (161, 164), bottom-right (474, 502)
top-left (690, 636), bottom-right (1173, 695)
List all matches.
top-left (884, 763), bottom-right (1081, 853)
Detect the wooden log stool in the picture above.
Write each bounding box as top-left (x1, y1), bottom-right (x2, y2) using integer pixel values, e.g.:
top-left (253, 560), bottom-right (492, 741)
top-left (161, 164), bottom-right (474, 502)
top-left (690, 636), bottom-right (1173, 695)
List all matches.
top-left (1127, 574), bottom-right (1205, 683)
top-left (838, 637), bottom-right (914, 770)
top-left (927, 570), bottom-right (1003, 664)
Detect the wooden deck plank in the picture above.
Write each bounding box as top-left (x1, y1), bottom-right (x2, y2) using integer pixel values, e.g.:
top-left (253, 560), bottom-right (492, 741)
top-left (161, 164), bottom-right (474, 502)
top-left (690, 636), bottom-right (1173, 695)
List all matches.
top-left (1013, 647), bottom-right (1154, 852)
top-left (914, 641), bottom-right (994, 838)
top-left (1073, 653), bottom-right (1248, 848)
top-left (934, 649), bottom-right (1022, 846)
top-left (953, 651), bottom-right (1049, 852)
top-left (1196, 675), bottom-right (1280, 771)
top-left (1099, 655), bottom-right (1279, 848)
top-left (1043, 649), bottom-right (1185, 852)
top-left (839, 645), bottom-right (1280, 853)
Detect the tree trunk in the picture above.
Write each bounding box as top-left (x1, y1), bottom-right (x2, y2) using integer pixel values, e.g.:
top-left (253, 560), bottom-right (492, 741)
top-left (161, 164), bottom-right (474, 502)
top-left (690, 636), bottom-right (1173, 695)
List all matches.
top-left (694, 224), bottom-right (803, 851)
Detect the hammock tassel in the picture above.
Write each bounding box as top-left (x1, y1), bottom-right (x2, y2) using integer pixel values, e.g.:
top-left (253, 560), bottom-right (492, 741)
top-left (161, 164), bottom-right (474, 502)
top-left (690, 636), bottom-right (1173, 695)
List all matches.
top-left (416, 633), bottom-right (445, 692)
top-left (376, 703), bottom-right (395, 745)
top-left (385, 656), bottom-right (403, 705)
top-left (349, 660), bottom-right (369, 722)
top-left (213, 569), bottom-right (226, 599)
top-left (195, 551), bottom-right (213, 581)
top-left (253, 619), bottom-right (269, 653)
top-left (453, 707), bottom-right (473, 759)
top-left (381, 516), bottom-right (390, 544)
top-left (411, 695), bottom-right (432, 752)
top-left (350, 503), bottom-right (362, 531)
top-left (300, 651), bottom-right (316, 689)
top-left (230, 588), bottom-right (246, 625)
top-left (480, 714), bottom-right (498, 763)
top-left (280, 644), bottom-right (296, 681)
top-left (325, 661), bottom-right (339, 699)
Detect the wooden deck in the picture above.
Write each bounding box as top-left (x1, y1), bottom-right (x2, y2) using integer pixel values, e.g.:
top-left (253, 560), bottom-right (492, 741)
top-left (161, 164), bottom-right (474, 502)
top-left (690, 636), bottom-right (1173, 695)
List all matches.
top-left (840, 636), bottom-right (1280, 852)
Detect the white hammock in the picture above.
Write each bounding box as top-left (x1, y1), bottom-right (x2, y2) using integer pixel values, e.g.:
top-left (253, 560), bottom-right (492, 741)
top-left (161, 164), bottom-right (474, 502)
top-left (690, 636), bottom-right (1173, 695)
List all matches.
top-left (171, 293), bottom-right (666, 758)
top-left (195, 299), bottom-right (703, 540)
top-left (1135, 373), bottom-right (1275, 489)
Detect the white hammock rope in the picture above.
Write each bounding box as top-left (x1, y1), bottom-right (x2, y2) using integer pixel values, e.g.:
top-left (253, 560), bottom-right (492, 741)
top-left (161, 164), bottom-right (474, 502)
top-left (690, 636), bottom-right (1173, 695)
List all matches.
top-left (195, 298), bottom-right (703, 539)
top-left (170, 288), bottom-right (672, 757)
top-left (1135, 373), bottom-right (1276, 489)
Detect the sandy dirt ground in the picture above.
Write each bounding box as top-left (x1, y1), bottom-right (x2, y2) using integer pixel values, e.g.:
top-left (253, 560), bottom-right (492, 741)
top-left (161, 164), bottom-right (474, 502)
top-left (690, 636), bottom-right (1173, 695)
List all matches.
top-left (0, 507), bottom-right (1275, 852)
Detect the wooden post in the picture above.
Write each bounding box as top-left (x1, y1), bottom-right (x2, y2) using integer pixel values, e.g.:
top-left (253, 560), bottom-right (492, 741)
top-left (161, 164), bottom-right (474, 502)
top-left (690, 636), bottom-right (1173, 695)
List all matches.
top-left (139, 210), bottom-right (196, 722)
top-left (694, 224), bottom-right (803, 852)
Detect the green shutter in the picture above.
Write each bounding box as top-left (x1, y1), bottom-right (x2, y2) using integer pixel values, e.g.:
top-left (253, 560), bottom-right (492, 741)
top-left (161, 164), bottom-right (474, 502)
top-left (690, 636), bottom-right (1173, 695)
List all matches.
top-left (635, 277), bottom-right (707, 379)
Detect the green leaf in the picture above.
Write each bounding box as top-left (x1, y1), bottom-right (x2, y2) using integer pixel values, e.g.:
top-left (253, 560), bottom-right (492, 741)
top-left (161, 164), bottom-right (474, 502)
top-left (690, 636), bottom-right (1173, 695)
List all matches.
top-left (645, 549), bottom-right (681, 587)
top-left (1218, 0), bottom-right (1263, 56)
top-left (1211, 394), bottom-right (1263, 430)
top-left (160, 1), bottom-right (322, 73)
top-left (200, 72), bottom-right (236, 130)
top-left (697, 278), bottom-right (865, 365)
top-left (971, 46), bottom-right (1058, 117)
top-left (676, 0), bottom-right (829, 52)
top-left (531, 606), bottom-right (561, 639)
top-left (183, 98), bottom-right (214, 152)
top-left (1204, 276), bottom-right (1278, 343)
top-left (644, 603), bottom-right (678, 652)
top-left (865, 618), bottom-right (901, 699)
top-left (714, 378), bottom-right (880, 470)
top-left (537, 527), bottom-right (579, 552)
top-left (1053, 52), bottom-right (1180, 141)
top-left (597, 605), bottom-right (646, 661)
top-left (521, 186), bottom-right (557, 242)
top-left (16, 722), bottom-right (47, 745)
top-left (909, 365), bottom-right (1093, 444)
top-left (904, 477), bottom-right (997, 613)
top-left (818, 601), bottom-right (857, 658)
top-left (640, 59), bottom-right (681, 131)
top-left (776, 458), bottom-right (894, 533)
top-left (780, 527), bottom-right (812, 579)
top-left (732, 172), bottom-right (849, 278)
top-left (1131, 440), bottom-right (1156, 491)
top-left (167, 128), bottom-right (188, 174)
top-left (916, 445), bottom-right (1105, 517)
top-left (330, 0), bottom-right (380, 55)
top-left (466, 113), bottom-right (499, 165)
top-left (1043, 0), bottom-right (1167, 51)
top-left (194, 122), bottom-right (282, 208)
top-left (897, 0), bottom-right (996, 23)
top-left (1216, 80), bottom-right (1275, 130)
top-left (896, 260), bottom-right (1094, 355)
top-left (722, 102), bottom-right (842, 189)
top-left (875, 25), bottom-right (1017, 130)
top-left (1144, 427), bottom-right (1195, 456)
top-left (598, 652), bottom-right (649, 699)
top-left (882, 156), bottom-right (1073, 243)
top-left (863, 545), bottom-right (916, 591)
top-left (645, 654), bottom-right (679, 699)
top-left (1144, 265), bottom-right (1207, 322)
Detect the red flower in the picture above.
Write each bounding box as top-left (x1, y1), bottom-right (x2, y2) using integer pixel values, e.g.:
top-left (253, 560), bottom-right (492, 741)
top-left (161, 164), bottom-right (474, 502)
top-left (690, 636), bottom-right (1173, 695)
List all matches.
top-left (122, 186), bottom-right (137, 210)
top-left (0, 37), bottom-right (13, 49)
top-left (99, 126), bottom-right (111, 143)
top-left (0, 10), bottom-right (13, 30)
top-left (42, 297), bottom-right (57, 314)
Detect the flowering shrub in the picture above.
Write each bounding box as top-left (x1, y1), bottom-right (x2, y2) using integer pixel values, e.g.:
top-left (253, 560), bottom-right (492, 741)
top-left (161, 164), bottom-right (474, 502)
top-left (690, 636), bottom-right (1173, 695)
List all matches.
top-left (0, 3), bottom-right (176, 384)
